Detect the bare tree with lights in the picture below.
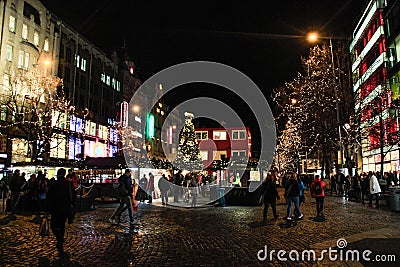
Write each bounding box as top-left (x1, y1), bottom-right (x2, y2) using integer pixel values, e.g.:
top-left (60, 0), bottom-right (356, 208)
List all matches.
top-left (0, 70), bottom-right (70, 163)
top-left (274, 43), bottom-right (351, 178)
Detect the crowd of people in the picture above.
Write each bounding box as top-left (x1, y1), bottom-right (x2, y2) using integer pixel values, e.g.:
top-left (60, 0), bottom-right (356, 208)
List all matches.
top-left (0, 169), bottom-right (79, 214)
top-left (260, 169), bottom-right (400, 224)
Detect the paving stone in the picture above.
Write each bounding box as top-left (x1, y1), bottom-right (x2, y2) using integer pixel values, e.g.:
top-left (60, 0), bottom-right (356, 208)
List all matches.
top-left (0, 190), bottom-right (399, 266)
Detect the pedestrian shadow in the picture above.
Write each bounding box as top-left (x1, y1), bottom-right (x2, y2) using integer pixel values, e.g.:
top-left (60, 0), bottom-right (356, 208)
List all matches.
top-left (0, 214), bottom-right (16, 225)
top-left (49, 253), bottom-right (83, 267)
top-left (248, 221), bottom-right (267, 228)
top-left (278, 220), bottom-right (297, 229)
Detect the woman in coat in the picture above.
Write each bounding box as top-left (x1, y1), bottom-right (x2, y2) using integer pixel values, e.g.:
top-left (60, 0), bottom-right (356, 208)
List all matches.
top-left (369, 171), bottom-right (381, 208)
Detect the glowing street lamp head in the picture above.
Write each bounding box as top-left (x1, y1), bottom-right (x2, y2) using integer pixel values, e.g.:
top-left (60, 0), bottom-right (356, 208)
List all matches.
top-left (44, 60), bottom-right (51, 66)
top-left (291, 98), bottom-right (298, 105)
top-left (307, 32), bottom-right (319, 43)
top-left (133, 105), bottom-right (140, 113)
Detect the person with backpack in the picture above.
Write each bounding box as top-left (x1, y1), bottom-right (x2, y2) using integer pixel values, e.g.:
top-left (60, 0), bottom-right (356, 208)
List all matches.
top-left (310, 174), bottom-right (326, 218)
top-left (109, 169), bottom-right (135, 225)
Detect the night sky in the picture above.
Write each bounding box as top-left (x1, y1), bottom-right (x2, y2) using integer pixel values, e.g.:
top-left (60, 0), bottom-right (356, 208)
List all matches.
top-left (40, 0), bottom-right (366, 153)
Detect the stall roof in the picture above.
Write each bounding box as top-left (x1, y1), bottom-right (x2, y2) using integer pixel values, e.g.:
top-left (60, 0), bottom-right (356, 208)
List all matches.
top-left (83, 157), bottom-right (138, 169)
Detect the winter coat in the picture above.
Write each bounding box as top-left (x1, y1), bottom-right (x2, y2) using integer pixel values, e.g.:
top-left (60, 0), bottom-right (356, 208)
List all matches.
top-left (262, 179), bottom-right (279, 203)
top-left (8, 174), bottom-right (24, 192)
top-left (285, 179), bottom-right (300, 198)
top-left (369, 175), bottom-right (381, 195)
top-left (46, 177), bottom-right (76, 215)
top-left (147, 174), bottom-right (155, 191)
top-left (158, 176), bottom-right (170, 192)
top-left (310, 178), bottom-right (326, 197)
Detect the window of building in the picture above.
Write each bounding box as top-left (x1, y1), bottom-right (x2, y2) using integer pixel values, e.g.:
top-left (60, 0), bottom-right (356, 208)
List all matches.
top-left (101, 73), bottom-right (105, 83)
top-left (3, 74), bottom-right (10, 91)
top-left (24, 52), bottom-right (29, 70)
top-left (213, 150), bottom-right (227, 160)
top-left (22, 24), bottom-right (28, 40)
top-left (75, 54), bottom-right (80, 68)
top-left (116, 81), bottom-right (120, 91)
top-left (213, 130), bottom-right (227, 140)
top-left (9, 16), bottom-right (16, 32)
top-left (81, 58), bottom-right (86, 71)
top-left (0, 106), bottom-right (6, 121)
top-left (18, 50), bottom-right (24, 68)
top-left (6, 45), bottom-right (13, 61)
top-left (231, 150), bottom-right (246, 157)
top-left (33, 31), bottom-right (39, 46)
top-left (106, 76), bottom-right (110, 86)
top-left (232, 130), bottom-right (246, 140)
top-left (43, 38), bottom-right (49, 52)
top-left (195, 131), bottom-right (208, 140)
top-left (200, 150), bottom-right (208, 160)
top-left (112, 78), bottom-right (116, 89)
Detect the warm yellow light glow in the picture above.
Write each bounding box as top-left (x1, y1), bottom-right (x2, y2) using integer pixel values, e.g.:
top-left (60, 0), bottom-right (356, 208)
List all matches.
top-left (159, 103), bottom-right (162, 108)
top-left (133, 105), bottom-right (140, 113)
top-left (307, 32), bottom-right (319, 43)
top-left (44, 60), bottom-right (51, 66)
top-left (291, 99), bottom-right (297, 105)
top-left (161, 110), bottom-right (164, 116)
top-left (156, 108), bottom-right (160, 113)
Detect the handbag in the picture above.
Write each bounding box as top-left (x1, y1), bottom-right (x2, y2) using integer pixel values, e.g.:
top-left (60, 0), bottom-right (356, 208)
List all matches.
top-left (39, 216), bottom-right (49, 237)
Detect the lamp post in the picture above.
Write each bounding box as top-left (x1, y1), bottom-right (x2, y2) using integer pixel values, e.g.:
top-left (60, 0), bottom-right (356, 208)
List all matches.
top-left (307, 32), bottom-right (344, 172)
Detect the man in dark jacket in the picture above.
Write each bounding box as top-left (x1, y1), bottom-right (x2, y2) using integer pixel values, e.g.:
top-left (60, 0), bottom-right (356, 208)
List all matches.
top-left (109, 169), bottom-right (134, 224)
top-left (261, 174), bottom-right (280, 222)
top-left (46, 168), bottom-right (76, 256)
top-left (8, 169), bottom-right (24, 214)
top-left (285, 172), bottom-right (302, 221)
top-left (158, 174), bottom-right (170, 205)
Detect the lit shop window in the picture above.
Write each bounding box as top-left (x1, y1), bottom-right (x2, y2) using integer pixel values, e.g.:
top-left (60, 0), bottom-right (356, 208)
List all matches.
top-left (213, 130), bottom-right (227, 140)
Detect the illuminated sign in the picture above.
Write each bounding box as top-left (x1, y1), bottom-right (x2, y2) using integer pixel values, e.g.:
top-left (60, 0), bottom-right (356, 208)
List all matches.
top-left (146, 113), bottom-right (155, 139)
top-left (120, 101), bottom-right (129, 128)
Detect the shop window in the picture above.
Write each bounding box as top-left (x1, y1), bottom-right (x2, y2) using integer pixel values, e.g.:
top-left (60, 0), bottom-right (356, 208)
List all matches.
top-left (213, 130), bottom-right (226, 140)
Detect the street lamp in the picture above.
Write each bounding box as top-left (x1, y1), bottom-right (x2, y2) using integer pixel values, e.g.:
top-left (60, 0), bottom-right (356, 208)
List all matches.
top-left (307, 32), bottom-right (344, 172)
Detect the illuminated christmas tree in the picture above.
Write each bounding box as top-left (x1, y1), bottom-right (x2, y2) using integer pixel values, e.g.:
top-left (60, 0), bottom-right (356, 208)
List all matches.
top-left (174, 112), bottom-right (203, 171)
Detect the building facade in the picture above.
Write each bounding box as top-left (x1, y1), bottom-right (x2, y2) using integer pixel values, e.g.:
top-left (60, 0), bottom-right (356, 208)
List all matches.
top-left (194, 127), bottom-right (252, 168)
top-left (351, 0), bottom-right (400, 172)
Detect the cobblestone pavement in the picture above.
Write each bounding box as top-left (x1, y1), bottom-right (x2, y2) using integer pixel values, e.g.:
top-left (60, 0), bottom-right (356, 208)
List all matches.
top-left (0, 189), bottom-right (399, 267)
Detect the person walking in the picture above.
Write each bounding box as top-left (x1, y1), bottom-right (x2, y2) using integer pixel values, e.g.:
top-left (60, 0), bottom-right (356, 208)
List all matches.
top-left (35, 171), bottom-right (48, 213)
top-left (261, 174), bottom-right (280, 222)
top-left (158, 174), bottom-right (170, 205)
top-left (284, 172), bottom-right (303, 221)
top-left (310, 175), bottom-right (326, 218)
top-left (109, 169), bottom-right (135, 224)
top-left (173, 171), bottom-right (182, 203)
top-left (147, 172), bottom-right (155, 204)
top-left (46, 168), bottom-right (76, 257)
top-left (189, 175), bottom-right (199, 207)
top-left (369, 171), bottom-right (381, 208)
top-left (138, 174), bottom-right (148, 202)
top-left (330, 175), bottom-right (337, 196)
top-left (8, 169), bottom-right (24, 214)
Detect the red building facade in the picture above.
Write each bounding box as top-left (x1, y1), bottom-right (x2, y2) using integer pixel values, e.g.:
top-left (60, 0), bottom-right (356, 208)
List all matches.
top-left (194, 127), bottom-right (252, 168)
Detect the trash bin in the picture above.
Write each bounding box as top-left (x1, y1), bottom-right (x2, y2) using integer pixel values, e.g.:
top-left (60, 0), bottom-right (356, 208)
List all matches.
top-left (389, 186), bottom-right (400, 212)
